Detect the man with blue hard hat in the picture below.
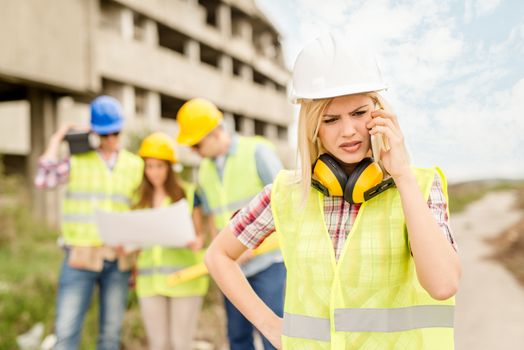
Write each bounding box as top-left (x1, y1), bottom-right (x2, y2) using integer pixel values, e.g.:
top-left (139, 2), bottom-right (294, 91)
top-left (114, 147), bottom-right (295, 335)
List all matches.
top-left (35, 95), bottom-right (144, 349)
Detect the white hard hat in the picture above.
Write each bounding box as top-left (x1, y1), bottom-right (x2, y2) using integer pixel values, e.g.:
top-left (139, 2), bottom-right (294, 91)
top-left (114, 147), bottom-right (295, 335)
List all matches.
top-left (290, 32), bottom-right (387, 102)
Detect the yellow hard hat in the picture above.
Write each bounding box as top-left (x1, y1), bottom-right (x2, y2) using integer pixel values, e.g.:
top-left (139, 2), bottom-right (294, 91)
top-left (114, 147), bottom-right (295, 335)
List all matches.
top-left (176, 98), bottom-right (223, 146)
top-left (138, 132), bottom-right (177, 163)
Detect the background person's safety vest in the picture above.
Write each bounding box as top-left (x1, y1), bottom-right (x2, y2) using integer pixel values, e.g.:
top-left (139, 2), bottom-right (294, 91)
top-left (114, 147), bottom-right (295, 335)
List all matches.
top-left (198, 136), bottom-right (272, 230)
top-left (136, 183), bottom-right (209, 298)
top-left (61, 150), bottom-right (143, 246)
top-left (272, 168), bottom-right (455, 350)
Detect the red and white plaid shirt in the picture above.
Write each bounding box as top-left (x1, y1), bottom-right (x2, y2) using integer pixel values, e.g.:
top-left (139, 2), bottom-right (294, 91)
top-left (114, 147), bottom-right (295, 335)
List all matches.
top-left (34, 152), bottom-right (119, 189)
top-left (230, 174), bottom-right (457, 261)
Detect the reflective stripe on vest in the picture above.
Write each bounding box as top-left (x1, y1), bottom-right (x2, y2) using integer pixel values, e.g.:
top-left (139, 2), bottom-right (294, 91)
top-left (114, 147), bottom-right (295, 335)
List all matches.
top-left (334, 305), bottom-right (454, 332)
top-left (62, 214), bottom-right (95, 223)
top-left (65, 191), bottom-right (131, 206)
top-left (283, 305), bottom-right (454, 341)
top-left (138, 266), bottom-right (184, 276)
top-left (283, 313), bottom-right (331, 342)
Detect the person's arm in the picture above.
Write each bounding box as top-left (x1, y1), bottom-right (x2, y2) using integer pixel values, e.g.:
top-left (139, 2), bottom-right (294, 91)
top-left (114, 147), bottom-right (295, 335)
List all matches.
top-left (368, 109), bottom-right (461, 300)
top-left (205, 227), bottom-right (282, 348)
top-left (39, 123), bottom-right (78, 162)
top-left (34, 124), bottom-right (78, 189)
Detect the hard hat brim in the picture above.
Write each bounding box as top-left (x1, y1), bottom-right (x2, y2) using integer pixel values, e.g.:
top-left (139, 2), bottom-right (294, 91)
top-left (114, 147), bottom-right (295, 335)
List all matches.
top-left (91, 120), bottom-right (123, 135)
top-left (139, 152), bottom-right (177, 163)
top-left (176, 123), bottom-right (218, 146)
top-left (291, 83), bottom-right (388, 102)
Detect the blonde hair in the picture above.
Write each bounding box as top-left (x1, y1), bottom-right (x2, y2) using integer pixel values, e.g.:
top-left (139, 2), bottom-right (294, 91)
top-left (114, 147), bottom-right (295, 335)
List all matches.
top-left (296, 92), bottom-right (393, 202)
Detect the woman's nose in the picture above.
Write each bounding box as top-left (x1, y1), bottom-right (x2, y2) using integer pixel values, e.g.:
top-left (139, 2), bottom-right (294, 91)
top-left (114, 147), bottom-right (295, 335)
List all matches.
top-left (340, 117), bottom-right (356, 136)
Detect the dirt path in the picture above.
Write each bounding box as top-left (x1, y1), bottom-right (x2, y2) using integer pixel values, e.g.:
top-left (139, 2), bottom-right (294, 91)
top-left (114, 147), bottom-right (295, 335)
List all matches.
top-left (454, 190), bottom-right (524, 349)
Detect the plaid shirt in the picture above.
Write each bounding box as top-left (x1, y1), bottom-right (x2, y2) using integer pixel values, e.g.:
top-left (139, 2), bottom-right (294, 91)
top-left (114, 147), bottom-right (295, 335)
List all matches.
top-left (34, 151), bottom-right (118, 189)
top-left (230, 174), bottom-right (457, 261)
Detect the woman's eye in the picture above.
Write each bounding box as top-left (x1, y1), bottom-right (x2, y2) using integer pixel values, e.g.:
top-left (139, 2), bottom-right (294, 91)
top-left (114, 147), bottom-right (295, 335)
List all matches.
top-left (323, 117), bottom-right (338, 124)
top-left (353, 110), bottom-right (367, 117)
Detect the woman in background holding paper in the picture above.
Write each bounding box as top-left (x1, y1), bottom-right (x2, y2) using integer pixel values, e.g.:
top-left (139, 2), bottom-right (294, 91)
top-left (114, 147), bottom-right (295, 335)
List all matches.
top-left (134, 132), bottom-right (208, 350)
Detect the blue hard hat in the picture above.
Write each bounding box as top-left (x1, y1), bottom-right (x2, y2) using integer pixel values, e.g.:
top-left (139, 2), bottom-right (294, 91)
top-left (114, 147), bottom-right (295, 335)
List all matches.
top-left (90, 96), bottom-right (124, 135)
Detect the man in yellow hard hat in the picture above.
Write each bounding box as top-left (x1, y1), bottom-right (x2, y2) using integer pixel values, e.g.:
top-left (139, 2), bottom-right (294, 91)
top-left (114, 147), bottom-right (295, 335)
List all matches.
top-left (176, 98), bottom-right (285, 350)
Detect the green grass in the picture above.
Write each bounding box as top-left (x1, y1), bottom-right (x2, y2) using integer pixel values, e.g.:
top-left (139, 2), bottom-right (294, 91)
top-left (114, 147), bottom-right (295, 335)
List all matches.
top-left (0, 196), bottom-right (61, 349)
top-left (448, 180), bottom-right (524, 214)
top-left (0, 170), bottom-right (147, 349)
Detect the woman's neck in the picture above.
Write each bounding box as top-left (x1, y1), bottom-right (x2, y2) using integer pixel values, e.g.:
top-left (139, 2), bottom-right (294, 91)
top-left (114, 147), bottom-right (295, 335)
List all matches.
top-left (152, 186), bottom-right (167, 207)
top-left (341, 162), bottom-right (357, 175)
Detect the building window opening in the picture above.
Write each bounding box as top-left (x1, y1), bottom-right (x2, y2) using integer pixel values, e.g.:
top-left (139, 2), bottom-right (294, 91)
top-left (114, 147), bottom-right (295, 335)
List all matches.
top-left (200, 43), bottom-right (221, 68)
top-left (198, 0), bottom-right (219, 28)
top-left (133, 12), bottom-right (147, 42)
top-left (254, 119), bottom-right (266, 136)
top-left (135, 88), bottom-right (147, 117)
top-left (233, 113), bottom-right (242, 132)
top-left (158, 23), bottom-right (187, 55)
top-left (277, 125), bottom-right (287, 140)
top-left (160, 94), bottom-right (186, 120)
top-left (253, 70), bottom-right (267, 86)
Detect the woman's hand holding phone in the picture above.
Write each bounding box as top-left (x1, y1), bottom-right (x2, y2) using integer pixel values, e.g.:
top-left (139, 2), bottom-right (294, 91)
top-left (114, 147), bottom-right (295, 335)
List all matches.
top-left (367, 109), bottom-right (411, 180)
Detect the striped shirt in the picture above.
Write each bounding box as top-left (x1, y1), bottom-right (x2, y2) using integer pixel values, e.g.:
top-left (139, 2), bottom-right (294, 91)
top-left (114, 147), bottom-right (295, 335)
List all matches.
top-left (230, 174), bottom-right (456, 261)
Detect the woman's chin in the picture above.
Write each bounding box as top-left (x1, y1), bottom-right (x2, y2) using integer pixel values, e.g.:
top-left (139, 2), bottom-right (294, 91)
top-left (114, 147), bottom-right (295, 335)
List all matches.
top-left (332, 152), bottom-right (366, 165)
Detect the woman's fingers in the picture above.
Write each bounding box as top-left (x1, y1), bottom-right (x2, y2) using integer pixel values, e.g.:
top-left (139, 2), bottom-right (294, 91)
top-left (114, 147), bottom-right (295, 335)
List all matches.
top-left (367, 117), bottom-right (401, 140)
top-left (371, 109), bottom-right (402, 131)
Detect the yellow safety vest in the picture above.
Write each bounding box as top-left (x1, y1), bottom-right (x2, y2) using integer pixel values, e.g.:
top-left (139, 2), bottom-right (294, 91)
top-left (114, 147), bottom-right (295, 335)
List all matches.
top-left (271, 168), bottom-right (455, 349)
top-left (61, 150), bottom-right (143, 246)
top-left (136, 183), bottom-right (209, 298)
top-left (198, 136), bottom-right (272, 230)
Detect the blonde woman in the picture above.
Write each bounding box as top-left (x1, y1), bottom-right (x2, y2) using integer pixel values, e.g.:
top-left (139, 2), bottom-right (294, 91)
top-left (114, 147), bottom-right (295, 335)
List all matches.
top-left (204, 33), bottom-right (461, 349)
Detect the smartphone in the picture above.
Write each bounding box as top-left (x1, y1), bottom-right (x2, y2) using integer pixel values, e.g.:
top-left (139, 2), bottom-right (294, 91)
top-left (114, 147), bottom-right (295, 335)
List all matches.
top-left (64, 130), bottom-right (93, 154)
top-left (370, 100), bottom-right (389, 174)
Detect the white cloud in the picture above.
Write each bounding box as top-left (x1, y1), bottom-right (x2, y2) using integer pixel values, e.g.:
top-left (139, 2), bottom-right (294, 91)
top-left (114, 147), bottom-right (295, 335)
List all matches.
top-left (465, 0), bottom-right (503, 23)
top-left (490, 23), bottom-right (524, 56)
top-left (475, 0), bottom-right (503, 17)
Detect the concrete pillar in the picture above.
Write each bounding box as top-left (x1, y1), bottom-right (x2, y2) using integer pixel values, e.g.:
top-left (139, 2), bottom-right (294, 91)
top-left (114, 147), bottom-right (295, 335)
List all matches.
top-left (143, 19), bottom-right (158, 47)
top-left (219, 54), bottom-right (233, 75)
top-left (27, 89), bottom-right (60, 226)
top-left (259, 31), bottom-right (276, 58)
top-left (222, 112), bottom-right (235, 133)
top-left (217, 4), bottom-right (232, 36)
top-left (266, 123), bottom-right (278, 141)
top-left (184, 39), bottom-right (200, 63)
top-left (238, 18), bottom-right (253, 42)
top-left (240, 116), bottom-right (254, 136)
top-left (120, 8), bottom-right (134, 41)
top-left (145, 91), bottom-right (161, 126)
top-left (240, 64), bottom-right (253, 82)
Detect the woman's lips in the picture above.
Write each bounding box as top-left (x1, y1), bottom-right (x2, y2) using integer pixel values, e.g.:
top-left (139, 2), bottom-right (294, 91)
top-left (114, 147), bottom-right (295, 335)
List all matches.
top-left (339, 141), bottom-right (361, 153)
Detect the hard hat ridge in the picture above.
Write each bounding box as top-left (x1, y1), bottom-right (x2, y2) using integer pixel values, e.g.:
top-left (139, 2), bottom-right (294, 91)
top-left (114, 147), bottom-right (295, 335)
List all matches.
top-left (290, 32), bottom-right (387, 103)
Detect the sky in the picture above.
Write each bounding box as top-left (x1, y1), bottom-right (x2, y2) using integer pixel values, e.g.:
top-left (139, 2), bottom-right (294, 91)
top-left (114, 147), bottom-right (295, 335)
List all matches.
top-left (255, 0), bottom-right (524, 183)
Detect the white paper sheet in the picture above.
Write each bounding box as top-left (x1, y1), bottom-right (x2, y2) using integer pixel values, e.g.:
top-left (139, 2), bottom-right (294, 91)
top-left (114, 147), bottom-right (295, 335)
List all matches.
top-left (95, 199), bottom-right (196, 247)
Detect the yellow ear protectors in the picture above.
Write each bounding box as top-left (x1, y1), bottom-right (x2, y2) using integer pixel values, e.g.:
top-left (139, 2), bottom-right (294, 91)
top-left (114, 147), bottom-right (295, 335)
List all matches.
top-left (311, 153), bottom-right (395, 204)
